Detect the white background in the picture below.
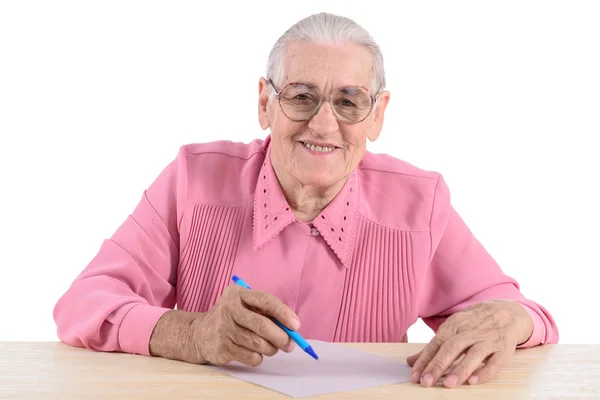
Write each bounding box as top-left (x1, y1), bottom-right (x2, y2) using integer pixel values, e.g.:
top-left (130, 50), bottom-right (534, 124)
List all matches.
top-left (1, 1), bottom-right (598, 344)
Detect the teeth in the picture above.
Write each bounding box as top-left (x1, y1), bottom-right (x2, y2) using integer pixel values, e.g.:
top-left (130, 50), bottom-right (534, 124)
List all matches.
top-left (303, 142), bottom-right (335, 153)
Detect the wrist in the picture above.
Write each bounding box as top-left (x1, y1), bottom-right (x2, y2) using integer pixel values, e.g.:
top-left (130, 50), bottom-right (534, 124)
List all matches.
top-left (149, 310), bottom-right (204, 363)
top-left (512, 302), bottom-right (534, 345)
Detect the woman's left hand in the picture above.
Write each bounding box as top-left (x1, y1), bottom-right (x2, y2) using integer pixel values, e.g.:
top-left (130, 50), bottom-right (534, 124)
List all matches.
top-left (407, 300), bottom-right (534, 388)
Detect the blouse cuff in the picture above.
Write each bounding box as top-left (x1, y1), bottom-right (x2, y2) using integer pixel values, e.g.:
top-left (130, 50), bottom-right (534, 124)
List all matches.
top-left (516, 303), bottom-right (546, 348)
top-left (118, 303), bottom-right (171, 356)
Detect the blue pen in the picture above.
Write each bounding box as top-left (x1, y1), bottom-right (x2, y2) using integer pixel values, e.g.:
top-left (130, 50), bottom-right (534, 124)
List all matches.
top-left (231, 275), bottom-right (319, 361)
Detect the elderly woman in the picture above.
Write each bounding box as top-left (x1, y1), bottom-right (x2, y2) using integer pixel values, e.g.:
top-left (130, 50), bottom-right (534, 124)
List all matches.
top-left (53, 12), bottom-right (558, 388)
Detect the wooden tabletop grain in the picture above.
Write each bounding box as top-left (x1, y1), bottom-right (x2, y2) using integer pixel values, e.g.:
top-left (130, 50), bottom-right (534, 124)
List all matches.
top-left (1, 342), bottom-right (598, 399)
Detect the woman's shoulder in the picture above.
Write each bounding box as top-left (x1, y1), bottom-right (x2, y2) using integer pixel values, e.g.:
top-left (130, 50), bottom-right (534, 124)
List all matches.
top-left (180, 138), bottom-right (268, 161)
top-left (359, 150), bottom-right (440, 180)
top-left (173, 138), bottom-right (268, 205)
top-left (358, 151), bottom-right (449, 231)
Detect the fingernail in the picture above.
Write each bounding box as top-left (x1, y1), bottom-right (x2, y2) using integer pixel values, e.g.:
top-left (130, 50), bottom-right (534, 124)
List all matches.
top-left (468, 375), bottom-right (479, 385)
top-left (291, 318), bottom-right (300, 330)
top-left (421, 373), bottom-right (433, 387)
top-left (285, 342), bottom-right (295, 352)
top-left (410, 371), bottom-right (421, 383)
top-left (444, 374), bottom-right (457, 388)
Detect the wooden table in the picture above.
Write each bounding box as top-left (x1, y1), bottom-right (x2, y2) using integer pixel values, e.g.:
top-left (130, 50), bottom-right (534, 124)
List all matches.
top-left (1, 342), bottom-right (599, 399)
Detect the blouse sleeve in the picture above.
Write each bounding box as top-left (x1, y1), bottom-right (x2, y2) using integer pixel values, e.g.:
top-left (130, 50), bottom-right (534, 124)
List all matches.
top-left (53, 146), bottom-right (188, 356)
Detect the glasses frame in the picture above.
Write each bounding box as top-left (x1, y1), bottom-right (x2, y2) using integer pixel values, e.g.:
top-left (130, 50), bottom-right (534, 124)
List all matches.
top-left (268, 78), bottom-right (381, 124)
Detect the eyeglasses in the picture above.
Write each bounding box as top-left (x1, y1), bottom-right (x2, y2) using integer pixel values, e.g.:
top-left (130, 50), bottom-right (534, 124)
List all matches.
top-left (268, 78), bottom-right (380, 124)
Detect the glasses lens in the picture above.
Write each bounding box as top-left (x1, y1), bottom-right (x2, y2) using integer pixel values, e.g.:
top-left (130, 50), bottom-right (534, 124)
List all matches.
top-left (279, 84), bottom-right (320, 121)
top-left (278, 84), bottom-right (374, 123)
top-left (331, 87), bottom-right (373, 123)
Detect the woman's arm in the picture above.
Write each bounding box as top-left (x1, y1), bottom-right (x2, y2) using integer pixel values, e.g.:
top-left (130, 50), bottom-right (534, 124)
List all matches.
top-left (417, 175), bottom-right (559, 348)
top-left (53, 147), bottom-right (187, 356)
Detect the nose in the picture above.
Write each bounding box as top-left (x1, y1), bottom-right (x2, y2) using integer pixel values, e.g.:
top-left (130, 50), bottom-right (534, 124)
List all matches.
top-left (307, 101), bottom-right (339, 134)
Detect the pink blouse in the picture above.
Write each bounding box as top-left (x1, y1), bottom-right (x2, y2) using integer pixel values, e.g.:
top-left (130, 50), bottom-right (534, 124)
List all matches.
top-left (53, 136), bottom-right (559, 356)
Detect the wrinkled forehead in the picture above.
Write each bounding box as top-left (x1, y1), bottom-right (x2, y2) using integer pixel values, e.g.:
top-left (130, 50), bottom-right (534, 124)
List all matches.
top-left (282, 41), bottom-right (373, 91)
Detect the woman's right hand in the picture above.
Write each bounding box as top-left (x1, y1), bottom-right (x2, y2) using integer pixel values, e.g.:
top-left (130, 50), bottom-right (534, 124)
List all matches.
top-left (149, 284), bottom-right (300, 366)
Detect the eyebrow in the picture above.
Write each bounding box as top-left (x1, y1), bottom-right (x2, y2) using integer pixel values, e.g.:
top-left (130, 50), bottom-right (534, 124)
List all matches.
top-left (288, 80), bottom-right (317, 88)
top-left (286, 80), bottom-right (367, 90)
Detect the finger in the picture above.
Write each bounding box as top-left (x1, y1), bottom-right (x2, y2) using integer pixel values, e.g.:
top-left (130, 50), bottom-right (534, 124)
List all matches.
top-left (409, 337), bottom-right (443, 384)
top-left (208, 341), bottom-right (263, 367)
top-left (419, 335), bottom-right (474, 387)
top-left (409, 320), bottom-right (459, 383)
top-left (233, 307), bottom-right (294, 351)
top-left (228, 324), bottom-right (279, 357)
top-left (239, 289), bottom-right (300, 331)
top-left (406, 351), bottom-right (422, 366)
top-left (468, 351), bottom-right (509, 385)
top-left (440, 352), bottom-right (467, 377)
top-left (412, 350), bottom-right (465, 373)
top-left (228, 342), bottom-right (264, 367)
top-left (443, 342), bottom-right (491, 388)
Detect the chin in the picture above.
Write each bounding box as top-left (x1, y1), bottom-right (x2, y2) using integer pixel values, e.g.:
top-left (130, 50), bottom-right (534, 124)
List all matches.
top-left (298, 170), bottom-right (344, 188)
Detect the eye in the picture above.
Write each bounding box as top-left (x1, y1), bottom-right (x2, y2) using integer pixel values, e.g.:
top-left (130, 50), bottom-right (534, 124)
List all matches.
top-left (337, 98), bottom-right (357, 108)
top-left (294, 94), bottom-right (310, 101)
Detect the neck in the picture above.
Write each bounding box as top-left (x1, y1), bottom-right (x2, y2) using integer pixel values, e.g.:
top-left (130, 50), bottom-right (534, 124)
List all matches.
top-left (271, 164), bottom-right (347, 223)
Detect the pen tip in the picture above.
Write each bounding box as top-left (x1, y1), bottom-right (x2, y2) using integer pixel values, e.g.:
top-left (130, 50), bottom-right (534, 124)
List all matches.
top-left (306, 346), bottom-right (319, 360)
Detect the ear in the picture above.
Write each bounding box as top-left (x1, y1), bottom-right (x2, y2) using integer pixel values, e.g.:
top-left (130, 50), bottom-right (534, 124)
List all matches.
top-left (367, 90), bottom-right (390, 142)
top-left (258, 77), bottom-right (271, 130)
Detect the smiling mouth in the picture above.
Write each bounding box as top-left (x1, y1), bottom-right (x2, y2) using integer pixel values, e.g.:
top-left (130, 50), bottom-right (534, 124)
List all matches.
top-left (300, 141), bottom-right (337, 153)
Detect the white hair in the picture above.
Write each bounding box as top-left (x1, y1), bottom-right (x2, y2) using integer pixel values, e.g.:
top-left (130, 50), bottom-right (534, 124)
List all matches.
top-left (266, 12), bottom-right (386, 95)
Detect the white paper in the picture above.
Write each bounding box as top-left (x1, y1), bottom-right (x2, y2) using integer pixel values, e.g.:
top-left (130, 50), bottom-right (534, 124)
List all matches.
top-left (205, 339), bottom-right (412, 398)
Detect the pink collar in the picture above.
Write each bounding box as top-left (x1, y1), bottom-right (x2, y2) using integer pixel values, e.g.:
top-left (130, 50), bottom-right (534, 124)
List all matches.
top-left (253, 142), bottom-right (360, 268)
